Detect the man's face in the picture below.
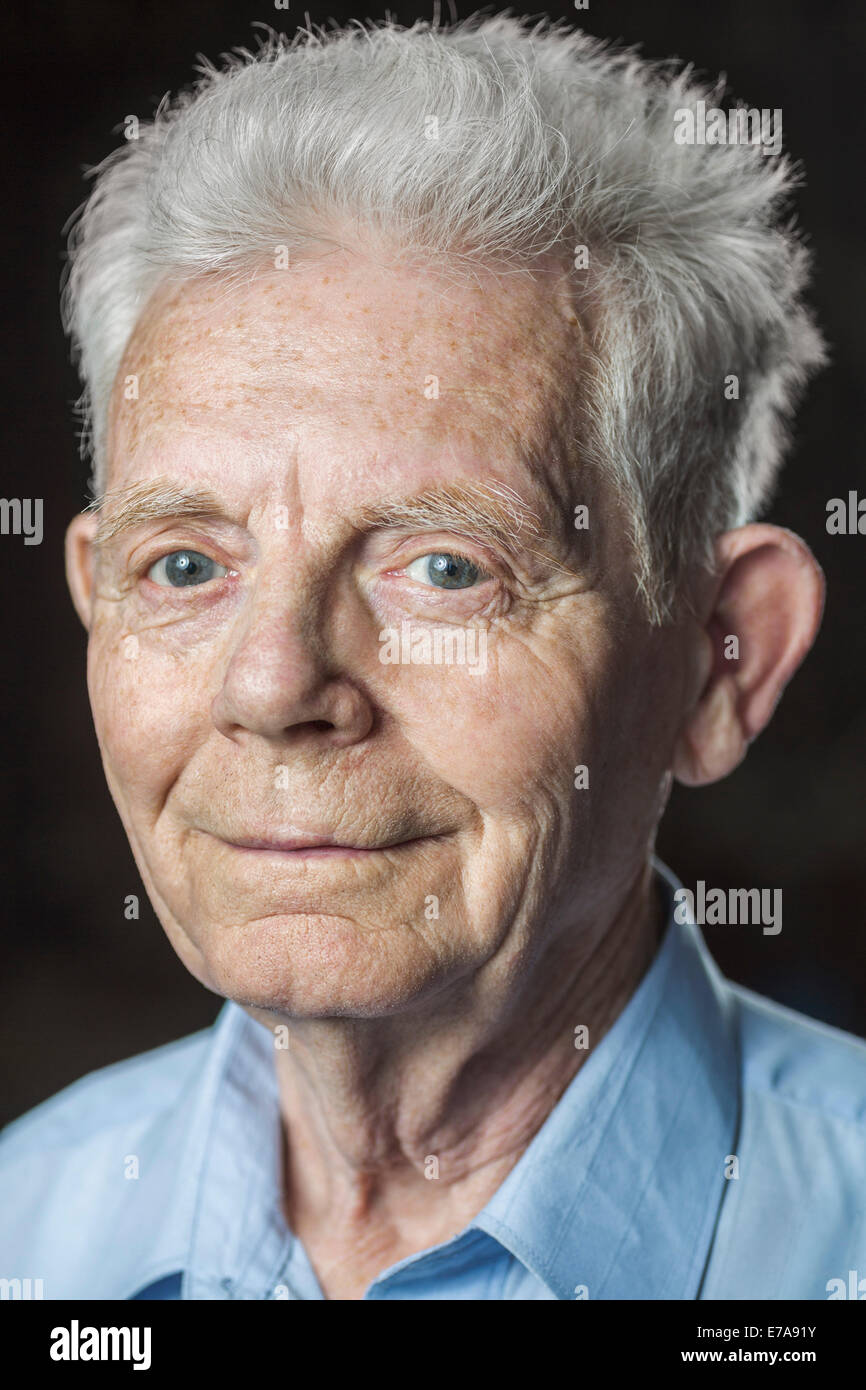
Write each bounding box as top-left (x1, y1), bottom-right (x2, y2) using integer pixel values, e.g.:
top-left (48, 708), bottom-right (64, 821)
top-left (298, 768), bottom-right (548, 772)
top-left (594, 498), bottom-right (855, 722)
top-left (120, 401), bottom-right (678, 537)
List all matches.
top-left (73, 251), bottom-right (686, 1019)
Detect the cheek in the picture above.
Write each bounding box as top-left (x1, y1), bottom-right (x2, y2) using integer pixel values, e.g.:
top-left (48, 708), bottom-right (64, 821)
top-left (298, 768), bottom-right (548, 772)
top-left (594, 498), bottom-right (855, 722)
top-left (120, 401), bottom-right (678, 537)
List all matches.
top-left (373, 632), bottom-right (597, 820)
top-left (86, 626), bottom-right (206, 811)
top-left (391, 609), bottom-right (667, 868)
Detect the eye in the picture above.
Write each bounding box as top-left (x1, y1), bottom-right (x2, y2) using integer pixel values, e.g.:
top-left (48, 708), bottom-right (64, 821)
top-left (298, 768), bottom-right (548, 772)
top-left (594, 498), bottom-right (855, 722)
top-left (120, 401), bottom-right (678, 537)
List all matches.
top-left (147, 550), bottom-right (229, 588)
top-left (404, 552), bottom-right (489, 590)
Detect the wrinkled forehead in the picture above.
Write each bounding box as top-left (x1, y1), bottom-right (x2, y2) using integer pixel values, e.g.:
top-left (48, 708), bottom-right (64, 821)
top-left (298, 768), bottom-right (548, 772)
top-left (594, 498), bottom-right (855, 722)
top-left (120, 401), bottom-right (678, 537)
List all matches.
top-left (105, 250), bottom-right (586, 490)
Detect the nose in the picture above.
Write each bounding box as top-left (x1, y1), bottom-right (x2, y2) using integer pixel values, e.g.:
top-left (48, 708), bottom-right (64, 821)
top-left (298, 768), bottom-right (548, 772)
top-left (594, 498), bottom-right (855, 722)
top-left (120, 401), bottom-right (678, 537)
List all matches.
top-left (210, 577), bottom-right (374, 748)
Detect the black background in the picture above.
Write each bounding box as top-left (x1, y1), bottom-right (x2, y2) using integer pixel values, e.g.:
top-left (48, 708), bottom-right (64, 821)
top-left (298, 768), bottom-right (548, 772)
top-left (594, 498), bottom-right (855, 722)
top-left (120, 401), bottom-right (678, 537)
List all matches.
top-left (1, 0), bottom-right (863, 1125)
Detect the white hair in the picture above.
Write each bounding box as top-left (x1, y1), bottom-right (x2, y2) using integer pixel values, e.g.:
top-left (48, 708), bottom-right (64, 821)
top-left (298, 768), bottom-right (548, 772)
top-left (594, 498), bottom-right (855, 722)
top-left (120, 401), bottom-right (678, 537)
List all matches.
top-left (60, 13), bottom-right (826, 620)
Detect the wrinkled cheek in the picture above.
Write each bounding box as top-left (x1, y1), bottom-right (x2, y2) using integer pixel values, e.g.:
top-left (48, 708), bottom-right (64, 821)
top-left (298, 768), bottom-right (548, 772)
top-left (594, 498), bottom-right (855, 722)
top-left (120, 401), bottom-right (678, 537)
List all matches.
top-left (406, 663), bottom-right (587, 822)
top-left (86, 639), bottom-right (191, 821)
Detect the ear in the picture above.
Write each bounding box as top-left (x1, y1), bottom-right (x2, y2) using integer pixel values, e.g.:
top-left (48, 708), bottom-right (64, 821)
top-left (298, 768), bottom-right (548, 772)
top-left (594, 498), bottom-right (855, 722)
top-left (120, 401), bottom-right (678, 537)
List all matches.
top-left (672, 524), bottom-right (825, 787)
top-left (65, 511), bottom-right (99, 631)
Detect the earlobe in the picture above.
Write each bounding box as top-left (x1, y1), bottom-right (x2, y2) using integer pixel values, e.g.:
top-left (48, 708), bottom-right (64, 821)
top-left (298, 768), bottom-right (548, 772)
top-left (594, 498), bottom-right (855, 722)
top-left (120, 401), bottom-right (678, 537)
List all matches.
top-left (672, 674), bottom-right (747, 786)
top-left (65, 512), bottom-right (99, 631)
top-left (672, 524), bottom-right (825, 788)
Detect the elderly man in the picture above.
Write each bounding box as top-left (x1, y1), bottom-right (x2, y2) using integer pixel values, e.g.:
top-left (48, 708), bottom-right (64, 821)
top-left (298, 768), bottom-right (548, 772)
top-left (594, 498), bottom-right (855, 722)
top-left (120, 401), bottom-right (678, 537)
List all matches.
top-left (1, 15), bottom-right (862, 1303)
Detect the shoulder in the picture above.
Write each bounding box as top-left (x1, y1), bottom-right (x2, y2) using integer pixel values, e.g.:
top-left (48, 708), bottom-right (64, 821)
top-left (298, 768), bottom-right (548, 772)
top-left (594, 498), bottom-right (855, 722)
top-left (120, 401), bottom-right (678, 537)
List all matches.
top-left (702, 982), bottom-right (866, 1297)
top-left (0, 1026), bottom-right (213, 1164)
top-left (731, 982), bottom-right (866, 1125)
top-left (730, 982), bottom-right (866, 1199)
top-left (0, 1024), bottom-right (217, 1297)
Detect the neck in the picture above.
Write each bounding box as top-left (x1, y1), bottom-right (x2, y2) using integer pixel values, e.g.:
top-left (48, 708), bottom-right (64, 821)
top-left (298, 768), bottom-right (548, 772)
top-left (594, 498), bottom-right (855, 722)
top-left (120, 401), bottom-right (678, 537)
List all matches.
top-left (254, 861), bottom-right (664, 1295)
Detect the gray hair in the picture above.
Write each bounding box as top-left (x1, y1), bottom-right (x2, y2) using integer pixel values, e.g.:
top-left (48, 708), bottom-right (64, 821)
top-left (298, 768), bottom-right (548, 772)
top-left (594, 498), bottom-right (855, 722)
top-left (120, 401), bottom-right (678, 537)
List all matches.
top-left (60, 14), bottom-right (826, 621)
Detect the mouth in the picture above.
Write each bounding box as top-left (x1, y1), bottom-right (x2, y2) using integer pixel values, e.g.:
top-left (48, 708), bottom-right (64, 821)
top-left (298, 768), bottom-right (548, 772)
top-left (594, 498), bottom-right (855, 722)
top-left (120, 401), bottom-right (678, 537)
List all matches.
top-left (217, 833), bottom-right (440, 859)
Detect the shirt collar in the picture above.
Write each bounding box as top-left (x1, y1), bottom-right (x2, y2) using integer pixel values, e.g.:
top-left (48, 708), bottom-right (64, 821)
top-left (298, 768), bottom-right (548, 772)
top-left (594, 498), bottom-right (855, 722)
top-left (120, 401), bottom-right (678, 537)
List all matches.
top-left (120, 998), bottom-right (289, 1300)
top-left (125, 858), bottom-right (739, 1300)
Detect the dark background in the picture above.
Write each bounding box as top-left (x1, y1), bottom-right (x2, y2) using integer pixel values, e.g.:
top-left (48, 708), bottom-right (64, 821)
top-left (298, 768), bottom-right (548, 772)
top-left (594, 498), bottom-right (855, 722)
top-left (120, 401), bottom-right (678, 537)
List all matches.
top-left (1, 0), bottom-right (863, 1126)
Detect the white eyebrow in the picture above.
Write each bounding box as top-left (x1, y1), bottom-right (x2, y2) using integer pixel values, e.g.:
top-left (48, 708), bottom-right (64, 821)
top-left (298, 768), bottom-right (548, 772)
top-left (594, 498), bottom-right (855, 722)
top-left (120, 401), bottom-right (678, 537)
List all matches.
top-left (89, 474), bottom-right (579, 575)
top-left (89, 480), bottom-right (227, 548)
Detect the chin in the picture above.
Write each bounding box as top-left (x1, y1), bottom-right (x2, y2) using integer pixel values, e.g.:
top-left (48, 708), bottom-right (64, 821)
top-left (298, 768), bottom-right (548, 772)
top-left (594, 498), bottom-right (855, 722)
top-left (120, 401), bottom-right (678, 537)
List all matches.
top-left (187, 911), bottom-right (454, 1020)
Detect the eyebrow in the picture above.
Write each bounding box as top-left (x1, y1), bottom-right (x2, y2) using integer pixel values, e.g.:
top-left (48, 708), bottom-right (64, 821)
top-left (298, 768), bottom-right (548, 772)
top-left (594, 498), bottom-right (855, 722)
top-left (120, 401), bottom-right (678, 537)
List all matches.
top-left (354, 481), bottom-right (558, 561)
top-left (90, 475), bottom-right (576, 573)
top-left (90, 480), bottom-right (226, 548)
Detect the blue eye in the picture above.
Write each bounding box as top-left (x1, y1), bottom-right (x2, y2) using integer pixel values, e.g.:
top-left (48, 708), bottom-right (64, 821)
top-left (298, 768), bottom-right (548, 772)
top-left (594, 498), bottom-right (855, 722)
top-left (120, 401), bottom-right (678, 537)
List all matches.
top-left (147, 550), bottom-right (229, 588)
top-left (405, 553), bottom-right (487, 589)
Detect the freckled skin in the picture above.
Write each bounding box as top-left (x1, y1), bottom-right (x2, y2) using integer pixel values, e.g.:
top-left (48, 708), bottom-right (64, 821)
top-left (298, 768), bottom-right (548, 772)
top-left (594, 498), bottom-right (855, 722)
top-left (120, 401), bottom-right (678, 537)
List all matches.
top-left (91, 251), bottom-right (677, 1018)
top-left (66, 245), bottom-right (734, 1297)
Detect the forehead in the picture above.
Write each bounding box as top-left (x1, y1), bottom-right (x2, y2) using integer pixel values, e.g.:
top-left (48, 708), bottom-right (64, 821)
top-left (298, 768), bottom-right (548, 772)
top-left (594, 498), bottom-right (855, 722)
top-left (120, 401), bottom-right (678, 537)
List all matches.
top-left (106, 250), bottom-right (584, 489)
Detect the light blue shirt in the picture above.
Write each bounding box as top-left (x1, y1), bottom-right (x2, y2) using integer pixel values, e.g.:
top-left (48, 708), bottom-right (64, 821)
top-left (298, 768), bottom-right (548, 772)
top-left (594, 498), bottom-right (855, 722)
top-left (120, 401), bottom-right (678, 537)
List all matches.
top-left (3, 861), bottom-right (866, 1300)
